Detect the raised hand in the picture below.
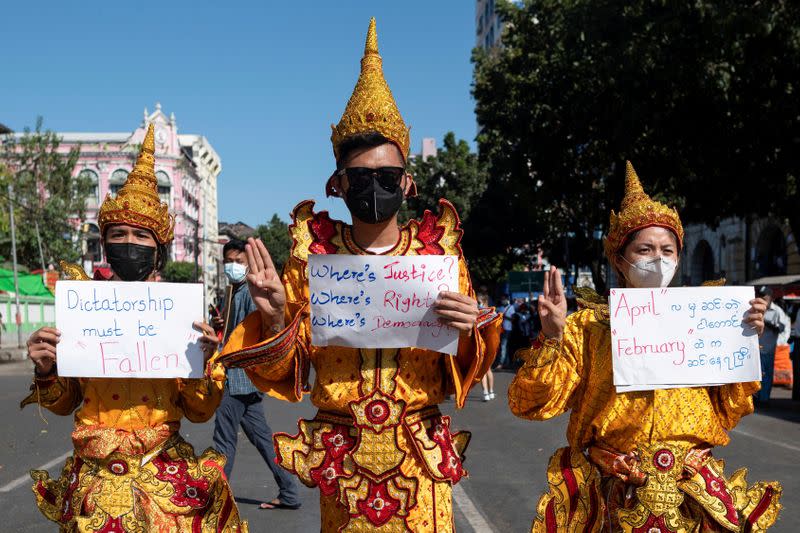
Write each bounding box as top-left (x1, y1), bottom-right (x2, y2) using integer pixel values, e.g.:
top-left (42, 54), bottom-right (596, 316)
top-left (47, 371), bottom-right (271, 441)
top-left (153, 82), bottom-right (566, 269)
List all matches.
top-left (538, 266), bottom-right (567, 340)
top-left (27, 326), bottom-right (60, 376)
top-left (245, 237), bottom-right (286, 331)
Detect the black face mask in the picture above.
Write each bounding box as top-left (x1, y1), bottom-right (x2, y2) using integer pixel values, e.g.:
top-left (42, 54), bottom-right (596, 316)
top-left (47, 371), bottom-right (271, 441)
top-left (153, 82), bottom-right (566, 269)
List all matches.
top-left (344, 177), bottom-right (404, 224)
top-left (105, 243), bottom-right (157, 281)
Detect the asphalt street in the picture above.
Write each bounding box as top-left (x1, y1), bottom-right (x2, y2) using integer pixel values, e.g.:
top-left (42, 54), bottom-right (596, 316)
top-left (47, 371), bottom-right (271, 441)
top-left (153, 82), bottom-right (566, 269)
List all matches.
top-left (0, 363), bottom-right (797, 532)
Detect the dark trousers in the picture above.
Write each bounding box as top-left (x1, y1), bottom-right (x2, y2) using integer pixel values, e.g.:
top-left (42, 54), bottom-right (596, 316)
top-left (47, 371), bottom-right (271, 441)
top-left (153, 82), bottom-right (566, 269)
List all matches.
top-left (757, 349), bottom-right (775, 403)
top-left (212, 391), bottom-right (299, 506)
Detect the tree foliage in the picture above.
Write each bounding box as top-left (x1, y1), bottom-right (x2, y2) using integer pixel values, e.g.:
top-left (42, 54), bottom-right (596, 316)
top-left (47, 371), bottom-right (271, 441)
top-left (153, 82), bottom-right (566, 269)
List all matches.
top-left (0, 118), bottom-right (92, 269)
top-left (161, 261), bottom-right (197, 283)
top-left (256, 214), bottom-right (291, 273)
top-left (401, 132), bottom-right (489, 222)
top-left (471, 0), bottom-right (800, 290)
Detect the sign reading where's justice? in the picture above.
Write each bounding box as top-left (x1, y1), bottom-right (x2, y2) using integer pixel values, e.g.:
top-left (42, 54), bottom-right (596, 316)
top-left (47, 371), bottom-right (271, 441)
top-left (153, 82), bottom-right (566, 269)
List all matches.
top-left (610, 286), bottom-right (761, 392)
top-left (55, 281), bottom-right (207, 378)
top-left (308, 255), bottom-right (461, 355)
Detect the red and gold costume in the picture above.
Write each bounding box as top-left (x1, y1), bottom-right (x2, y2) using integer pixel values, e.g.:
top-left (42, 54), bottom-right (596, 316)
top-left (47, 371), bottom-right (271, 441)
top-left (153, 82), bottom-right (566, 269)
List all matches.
top-left (508, 162), bottom-right (782, 532)
top-left (219, 19), bottom-right (501, 533)
top-left (22, 125), bottom-right (247, 532)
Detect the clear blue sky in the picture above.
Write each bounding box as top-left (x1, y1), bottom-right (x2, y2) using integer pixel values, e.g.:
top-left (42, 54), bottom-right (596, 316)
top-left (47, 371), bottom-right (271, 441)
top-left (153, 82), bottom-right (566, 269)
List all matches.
top-left (1, 1), bottom-right (479, 226)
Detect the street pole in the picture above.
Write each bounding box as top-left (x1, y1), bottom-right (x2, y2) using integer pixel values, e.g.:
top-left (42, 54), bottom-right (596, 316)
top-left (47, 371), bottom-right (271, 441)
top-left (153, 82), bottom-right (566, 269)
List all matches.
top-left (34, 220), bottom-right (47, 283)
top-left (8, 184), bottom-right (23, 348)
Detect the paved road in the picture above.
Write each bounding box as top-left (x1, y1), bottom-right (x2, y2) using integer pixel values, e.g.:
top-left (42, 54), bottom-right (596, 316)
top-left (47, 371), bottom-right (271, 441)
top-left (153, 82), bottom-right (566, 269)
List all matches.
top-left (0, 365), bottom-right (797, 532)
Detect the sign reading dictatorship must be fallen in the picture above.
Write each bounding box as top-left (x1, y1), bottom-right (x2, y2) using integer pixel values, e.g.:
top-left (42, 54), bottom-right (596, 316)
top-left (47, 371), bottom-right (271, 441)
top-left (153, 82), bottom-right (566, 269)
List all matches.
top-left (609, 286), bottom-right (761, 392)
top-left (308, 255), bottom-right (460, 355)
top-left (55, 280), bottom-right (206, 378)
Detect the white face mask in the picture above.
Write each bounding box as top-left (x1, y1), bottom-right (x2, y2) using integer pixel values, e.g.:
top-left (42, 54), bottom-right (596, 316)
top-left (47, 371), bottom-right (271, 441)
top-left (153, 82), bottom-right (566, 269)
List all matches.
top-left (623, 257), bottom-right (677, 288)
top-left (224, 262), bottom-right (248, 284)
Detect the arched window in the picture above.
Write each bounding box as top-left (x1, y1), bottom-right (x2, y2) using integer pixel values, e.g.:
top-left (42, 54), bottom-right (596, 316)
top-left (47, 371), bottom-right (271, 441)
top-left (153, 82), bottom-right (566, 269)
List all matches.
top-left (78, 169), bottom-right (99, 203)
top-left (156, 170), bottom-right (171, 206)
top-left (109, 169), bottom-right (129, 195)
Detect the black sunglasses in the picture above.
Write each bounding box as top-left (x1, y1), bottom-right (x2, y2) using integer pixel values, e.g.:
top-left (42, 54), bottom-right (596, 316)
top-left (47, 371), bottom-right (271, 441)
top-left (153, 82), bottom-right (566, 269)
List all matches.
top-left (338, 166), bottom-right (405, 193)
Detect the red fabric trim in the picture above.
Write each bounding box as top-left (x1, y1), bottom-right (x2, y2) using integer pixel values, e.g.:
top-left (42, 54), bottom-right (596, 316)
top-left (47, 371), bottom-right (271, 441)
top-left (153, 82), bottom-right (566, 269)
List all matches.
top-left (744, 486), bottom-right (775, 533)
top-left (587, 481), bottom-right (600, 530)
top-left (414, 210), bottom-right (446, 256)
top-left (699, 464), bottom-right (738, 526)
top-left (36, 480), bottom-right (57, 506)
top-left (544, 497), bottom-right (557, 533)
top-left (559, 448), bottom-right (580, 523)
top-left (308, 212), bottom-right (339, 255)
top-left (217, 494), bottom-right (233, 533)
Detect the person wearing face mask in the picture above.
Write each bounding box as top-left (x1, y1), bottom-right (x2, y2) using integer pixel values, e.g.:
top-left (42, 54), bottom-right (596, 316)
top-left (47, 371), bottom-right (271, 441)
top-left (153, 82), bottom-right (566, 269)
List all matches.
top-left (508, 162), bottom-right (782, 531)
top-left (217, 19), bottom-right (501, 532)
top-left (211, 238), bottom-right (300, 511)
top-left (22, 124), bottom-right (248, 532)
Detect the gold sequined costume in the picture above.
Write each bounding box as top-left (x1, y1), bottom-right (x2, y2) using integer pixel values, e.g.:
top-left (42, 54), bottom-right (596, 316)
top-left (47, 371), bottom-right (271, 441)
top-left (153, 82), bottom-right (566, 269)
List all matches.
top-left (508, 162), bottom-right (782, 532)
top-left (218, 19), bottom-right (501, 532)
top-left (22, 125), bottom-right (247, 532)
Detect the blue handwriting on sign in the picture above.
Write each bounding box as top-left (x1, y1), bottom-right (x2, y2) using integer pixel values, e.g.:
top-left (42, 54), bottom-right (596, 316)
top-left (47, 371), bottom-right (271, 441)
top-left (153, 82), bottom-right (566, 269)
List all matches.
top-left (311, 289), bottom-right (372, 307)
top-left (311, 312), bottom-right (366, 329)
top-left (309, 263), bottom-right (376, 283)
top-left (66, 287), bottom-right (174, 320)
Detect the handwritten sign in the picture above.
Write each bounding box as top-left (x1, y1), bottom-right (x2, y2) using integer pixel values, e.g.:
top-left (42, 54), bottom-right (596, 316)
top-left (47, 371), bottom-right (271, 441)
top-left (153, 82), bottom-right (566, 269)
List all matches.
top-left (609, 286), bottom-right (760, 392)
top-left (308, 255), bottom-right (460, 355)
top-left (55, 280), bottom-right (206, 378)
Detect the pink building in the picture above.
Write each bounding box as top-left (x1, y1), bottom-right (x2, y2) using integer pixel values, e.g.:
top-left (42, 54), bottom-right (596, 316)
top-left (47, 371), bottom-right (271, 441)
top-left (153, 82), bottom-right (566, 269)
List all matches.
top-left (56, 104), bottom-right (223, 307)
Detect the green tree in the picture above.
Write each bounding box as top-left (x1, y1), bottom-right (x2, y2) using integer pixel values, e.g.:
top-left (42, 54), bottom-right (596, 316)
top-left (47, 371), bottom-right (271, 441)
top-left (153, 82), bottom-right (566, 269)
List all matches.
top-left (161, 261), bottom-right (197, 283)
top-left (256, 214), bottom-right (291, 273)
top-left (471, 1), bottom-right (800, 290)
top-left (0, 118), bottom-right (92, 269)
top-left (401, 132), bottom-right (489, 222)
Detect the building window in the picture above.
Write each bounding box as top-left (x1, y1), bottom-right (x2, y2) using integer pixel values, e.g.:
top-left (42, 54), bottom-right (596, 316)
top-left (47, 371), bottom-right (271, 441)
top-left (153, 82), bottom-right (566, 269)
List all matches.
top-left (156, 170), bottom-right (171, 206)
top-left (78, 169), bottom-right (99, 202)
top-left (83, 222), bottom-right (102, 262)
top-left (109, 169), bottom-right (129, 195)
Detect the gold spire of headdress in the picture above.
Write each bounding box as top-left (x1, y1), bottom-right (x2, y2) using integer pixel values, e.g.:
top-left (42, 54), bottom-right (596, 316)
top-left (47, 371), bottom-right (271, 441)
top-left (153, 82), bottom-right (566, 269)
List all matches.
top-left (330, 17), bottom-right (410, 161)
top-left (97, 124), bottom-right (174, 244)
top-left (604, 161), bottom-right (684, 259)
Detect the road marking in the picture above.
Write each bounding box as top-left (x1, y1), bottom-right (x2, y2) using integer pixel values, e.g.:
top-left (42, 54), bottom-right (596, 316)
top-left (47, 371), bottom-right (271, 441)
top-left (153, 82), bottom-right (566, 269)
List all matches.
top-left (0, 450), bottom-right (72, 493)
top-left (453, 482), bottom-right (496, 533)
top-left (731, 427), bottom-right (800, 453)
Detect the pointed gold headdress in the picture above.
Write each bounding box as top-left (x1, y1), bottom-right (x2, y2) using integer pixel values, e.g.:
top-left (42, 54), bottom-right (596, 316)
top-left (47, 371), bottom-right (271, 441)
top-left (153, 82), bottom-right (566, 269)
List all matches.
top-left (331, 17), bottom-right (410, 161)
top-left (604, 161), bottom-right (684, 259)
top-left (98, 124), bottom-right (174, 244)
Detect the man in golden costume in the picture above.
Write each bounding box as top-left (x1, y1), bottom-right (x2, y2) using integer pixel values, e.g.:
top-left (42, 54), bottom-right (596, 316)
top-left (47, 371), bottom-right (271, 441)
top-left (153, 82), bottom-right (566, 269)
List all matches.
top-left (23, 124), bottom-right (248, 532)
top-left (218, 18), bottom-right (501, 532)
top-left (508, 162), bottom-right (783, 532)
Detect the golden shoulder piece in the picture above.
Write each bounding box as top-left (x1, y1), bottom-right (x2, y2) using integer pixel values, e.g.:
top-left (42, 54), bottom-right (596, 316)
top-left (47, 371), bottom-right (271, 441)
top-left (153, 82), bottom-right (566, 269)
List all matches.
top-left (97, 124), bottom-right (174, 244)
top-left (604, 161), bottom-right (684, 260)
top-left (330, 18), bottom-right (410, 161)
top-left (59, 260), bottom-right (91, 281)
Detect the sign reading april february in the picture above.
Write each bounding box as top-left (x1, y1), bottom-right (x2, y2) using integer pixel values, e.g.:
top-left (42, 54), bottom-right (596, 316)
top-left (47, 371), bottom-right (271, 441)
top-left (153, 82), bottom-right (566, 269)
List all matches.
top-left (55, 280), bottom-right (206, 378)
top-left (308, 254), bottom-right (460, 355)
top-left (609, 286), bottom-right (761, 391)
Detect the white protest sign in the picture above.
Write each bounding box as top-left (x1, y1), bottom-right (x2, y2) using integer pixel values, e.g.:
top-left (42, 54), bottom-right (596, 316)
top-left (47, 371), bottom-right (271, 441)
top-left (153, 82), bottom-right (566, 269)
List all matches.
top-left (309, 254), bottom-right (460, 355)
top-left (609, 286), bottom-right (760, 391)
top-left (56, 280), bottom-right (206, 378)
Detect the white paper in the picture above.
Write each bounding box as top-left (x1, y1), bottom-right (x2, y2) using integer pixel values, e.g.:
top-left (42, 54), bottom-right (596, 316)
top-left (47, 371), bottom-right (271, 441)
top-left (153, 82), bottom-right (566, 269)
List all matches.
top-left (609, 286), bottom-right (760, 392)
top-left (308, 254), bottom-right (460, 355)
top-left (56, 280), bottom-right (206, 378)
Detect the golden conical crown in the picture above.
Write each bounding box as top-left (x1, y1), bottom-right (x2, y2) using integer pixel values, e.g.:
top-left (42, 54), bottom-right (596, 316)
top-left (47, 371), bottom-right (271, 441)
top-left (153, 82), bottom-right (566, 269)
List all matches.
top-left (331, 18), bottom-right (410, 161)
top-left (604, 161), bottom-right (684, 259)
top-left (98, 124), bottom-right (174, 244)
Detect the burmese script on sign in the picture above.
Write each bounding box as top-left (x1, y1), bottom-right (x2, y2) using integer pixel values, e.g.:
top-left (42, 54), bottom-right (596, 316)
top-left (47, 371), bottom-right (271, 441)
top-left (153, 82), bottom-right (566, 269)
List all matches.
top-left (308, 254), bottom-right (460, 355)
top-left (609, 286), bottom-right (760, 392)
top-left (56, 280), bottom-right (206, 378)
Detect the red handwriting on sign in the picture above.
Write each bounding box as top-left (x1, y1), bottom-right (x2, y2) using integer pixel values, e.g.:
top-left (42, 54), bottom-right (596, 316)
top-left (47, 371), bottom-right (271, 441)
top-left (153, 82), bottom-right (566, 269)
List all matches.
top-left (383, 260), bottom-right (450, 284)
top-left (616, 337), bottom-right (686, 365)
top-left (384, 290), bottom-right (437, 313)
top-left (371, 315), bottom-right (452, 337)
top-left (99, 341), bottom-right (180, 375)
top-left (613, 290), bottom-right (662, 326)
